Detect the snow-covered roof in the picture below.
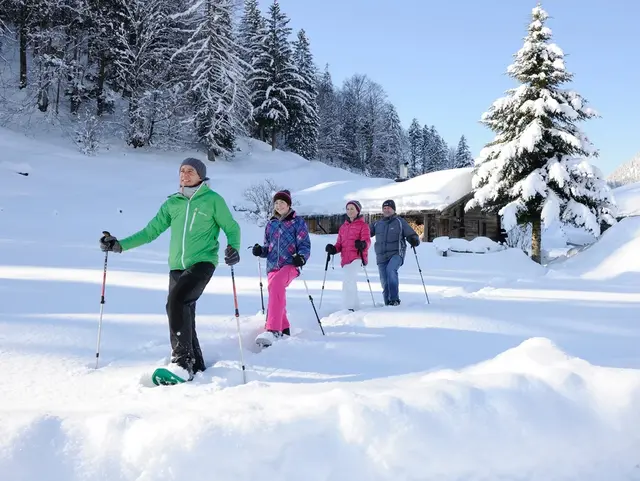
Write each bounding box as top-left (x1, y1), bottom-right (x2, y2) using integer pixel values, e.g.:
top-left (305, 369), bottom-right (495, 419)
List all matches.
top-left (294, 167), bottom-right (474, 216)
top-left (612, 182), bottom-right (640, 217)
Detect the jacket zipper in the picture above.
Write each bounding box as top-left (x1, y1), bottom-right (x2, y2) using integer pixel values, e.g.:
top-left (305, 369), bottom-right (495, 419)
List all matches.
top-left (189, 208), bottom-right (198, 232)
top-left (180, 185), bottom-right (204, 269)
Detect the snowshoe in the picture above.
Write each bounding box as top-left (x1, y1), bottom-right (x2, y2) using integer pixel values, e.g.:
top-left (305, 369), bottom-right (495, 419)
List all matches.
top-left (255, 330), bottom-right (286, 349)
top-left (152, 362), bottom-right (194, 386)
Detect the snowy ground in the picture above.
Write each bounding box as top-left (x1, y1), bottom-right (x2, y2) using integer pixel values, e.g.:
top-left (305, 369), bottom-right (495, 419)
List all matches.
top-left (2, 129), bottom-right (640, 481)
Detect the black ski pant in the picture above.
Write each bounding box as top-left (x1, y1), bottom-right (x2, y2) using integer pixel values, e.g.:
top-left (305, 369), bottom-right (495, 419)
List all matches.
top-left (166, 261), bottom-right (215, 373)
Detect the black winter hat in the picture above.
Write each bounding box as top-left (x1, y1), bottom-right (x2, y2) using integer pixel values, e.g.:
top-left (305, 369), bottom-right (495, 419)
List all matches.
top-left (382, 199), bottom-right (396, 211)
top-left (273, 189), bottom-right (292, 206)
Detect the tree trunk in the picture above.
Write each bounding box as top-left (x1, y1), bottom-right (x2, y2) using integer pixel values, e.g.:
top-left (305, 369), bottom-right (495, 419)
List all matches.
top-left (19, 23), bottom-right (27, 89)
top-left (207, 148), bottom-right (216, 162)
top-left (55, 77), bottom-right (61, 115)
top-left (530, 214), bottom-right (542, 264)
top-left (271, 128), bottom-right (277, 151)
top-left (96, 55), bottom-right (107, 116)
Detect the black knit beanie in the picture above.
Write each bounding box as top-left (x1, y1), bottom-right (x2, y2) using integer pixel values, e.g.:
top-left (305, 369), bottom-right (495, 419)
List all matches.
top-left (382, 199), bottom-right (396, 211)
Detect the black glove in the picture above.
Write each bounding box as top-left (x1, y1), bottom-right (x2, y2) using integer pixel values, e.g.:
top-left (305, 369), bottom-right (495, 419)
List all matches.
top-left (252, 243), bottom-right (263, 256)
top-left (99, 232), bottom-right (122, 253)
top-left (407, 235), bottom-right (420, 248)
top-left (354, 240), bottom-right (366, 252)
top-left (325, 244), bottom-right (337, 255)
top-left (224, 245), bottom-right (239, 266)
top-left (292, 253), bottom-right (305, 267)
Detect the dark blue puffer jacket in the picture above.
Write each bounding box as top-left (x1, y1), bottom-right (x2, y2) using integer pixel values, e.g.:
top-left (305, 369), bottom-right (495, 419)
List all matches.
top-left (369, 214), bottom-right (419, 265)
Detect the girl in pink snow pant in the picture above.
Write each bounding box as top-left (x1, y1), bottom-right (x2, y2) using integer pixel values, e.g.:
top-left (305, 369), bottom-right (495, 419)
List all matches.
top-left (266, 264), bottom-right (299, 331)
top-left (251, 189), bottom-right (311, 346)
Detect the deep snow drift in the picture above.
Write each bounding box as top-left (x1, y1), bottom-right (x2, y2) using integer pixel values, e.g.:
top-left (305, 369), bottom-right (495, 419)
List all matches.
top-left (1, 128), bottom-right (640, 481)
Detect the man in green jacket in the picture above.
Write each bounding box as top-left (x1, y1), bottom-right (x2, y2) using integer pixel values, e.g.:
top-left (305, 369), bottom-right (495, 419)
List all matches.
top-left (99, 157), bottom-right (241, 380)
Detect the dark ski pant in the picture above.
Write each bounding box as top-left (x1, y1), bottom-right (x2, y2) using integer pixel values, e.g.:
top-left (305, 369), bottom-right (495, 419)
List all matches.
top-left (166, 261), bottom-right (215, 373)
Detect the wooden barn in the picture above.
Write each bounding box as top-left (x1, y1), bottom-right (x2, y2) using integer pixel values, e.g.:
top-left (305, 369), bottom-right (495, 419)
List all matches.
top-left (301, 193), bottom-right (503, 242)
top-left (297, 168), bottom-right (505, 243)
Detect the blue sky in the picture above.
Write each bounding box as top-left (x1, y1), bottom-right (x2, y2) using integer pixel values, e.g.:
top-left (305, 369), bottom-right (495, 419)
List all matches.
top-left (262, 0), bottom-right (638, 176)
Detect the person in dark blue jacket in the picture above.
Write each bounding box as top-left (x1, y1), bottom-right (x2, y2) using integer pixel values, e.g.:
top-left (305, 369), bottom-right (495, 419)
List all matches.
top-left (369, 199), bottom-right (420, 306)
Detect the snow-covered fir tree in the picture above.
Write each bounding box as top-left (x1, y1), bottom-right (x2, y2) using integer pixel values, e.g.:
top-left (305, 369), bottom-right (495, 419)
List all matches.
top-left (454, 135), bottom-right (474, 168)
top-left (237, 0), bottom-right (263, 136)
top-left (286, 28), bottom-right (318, 160)
top-left (420, 125), bottom-right (436, 174)
top-left (447, 146), bottom-right (457, 169)
top-left (467, 4), bottom-right (616, 263)
top-left (377, 103), bottom-right (405, 178)
top-left (407, 118), bottom-right (422, 176)
top-left (433, 128), bottom-right (450, 170)
top-left (173, 0), bottom-right (250, 160)
top-left (238, 0), bottom-right (262, 67)
top-left (316, 64), bottom-right (342, 162)
top-left (113, 0), bottom-right (174, 147)
top-left (249, 0), bottom-right (303, 150)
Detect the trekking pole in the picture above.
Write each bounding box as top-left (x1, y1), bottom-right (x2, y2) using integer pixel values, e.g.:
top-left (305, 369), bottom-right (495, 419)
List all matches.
top-left (359, 251), bottom-right (376, 307)
top-left (412, 245), bottom-right (430, 304)
top-left (257, 259), bottom-right (265, 315)
top-left (230, 265), bottom-right (247, 384)
top-left (247, 246), bottom-right (265, 315)
top-left (318, 252), bottom-right (331, 310)
top-left (298, 269), bottom-right (325, 336)
top-left (95, 231), bottom-right (110, 369)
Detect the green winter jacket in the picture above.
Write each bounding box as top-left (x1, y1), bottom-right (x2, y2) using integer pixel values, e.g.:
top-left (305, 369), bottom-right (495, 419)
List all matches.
top-left (119, 183), bottom-right (241, 270)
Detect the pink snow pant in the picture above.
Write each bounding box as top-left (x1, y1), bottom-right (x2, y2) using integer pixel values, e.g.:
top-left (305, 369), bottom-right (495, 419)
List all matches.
top-left (266, 264), bottom-right (299, 331)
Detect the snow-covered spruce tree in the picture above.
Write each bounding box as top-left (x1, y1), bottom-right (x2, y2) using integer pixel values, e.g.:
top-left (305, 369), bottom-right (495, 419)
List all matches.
top-left (249, 0), bottom-right (303, 150)
top-left (407, 118), bottom-right (422, 176)
top-left (238, 0), bottom-right (262, 67)
top-left (454, 135), bottom-right (474, 168)
top-left (173, 0), bottom-right (251, 160)
top-left (466, 4), bottom-right (616, 263)
top-left (377, 103), bottom-right (405, 178)
top-left (316, 64), bottom-right (342, 162)
top-left (420, 125), bottom-right (436, 174)
top-left (87, 0), bottom-right (127, 116)
top-left (113, 0), bottom-right (174, 147)
top-left (447, 146), bottom-right (457, 169)
top-left (286, 28), bottom-right (318, 160)
top-left (237, 0), bottom-right (263, 137)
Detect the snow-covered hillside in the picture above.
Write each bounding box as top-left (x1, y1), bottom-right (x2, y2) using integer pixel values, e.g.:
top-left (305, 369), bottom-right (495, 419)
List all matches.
top-left (608, 151), bottom-right (640, 187)
top-left (612, 181), bottom-right (640, 217)
top-left (2, 128), bottom-right (640, 481)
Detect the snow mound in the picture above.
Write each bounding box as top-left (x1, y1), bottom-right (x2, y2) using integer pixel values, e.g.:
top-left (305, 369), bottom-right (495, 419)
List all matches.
top-left (612, 181), bottom-right (640, 217)
top-left (549, 216), bottom-right (640, 280)
top-left (433, 235), bottom-right (505, 254)
top-left (2, 338), bottom-right (640, 481)
top-left (295, 167), bottom-right (473, 215)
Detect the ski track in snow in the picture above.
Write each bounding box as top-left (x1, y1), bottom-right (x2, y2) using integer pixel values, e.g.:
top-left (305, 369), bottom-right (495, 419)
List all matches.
top-left (2, 129), bottom-right (640, 480)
